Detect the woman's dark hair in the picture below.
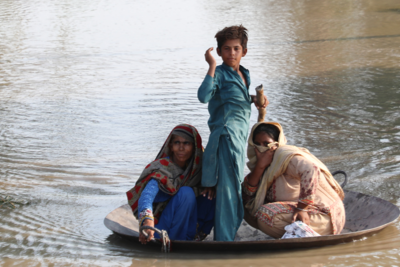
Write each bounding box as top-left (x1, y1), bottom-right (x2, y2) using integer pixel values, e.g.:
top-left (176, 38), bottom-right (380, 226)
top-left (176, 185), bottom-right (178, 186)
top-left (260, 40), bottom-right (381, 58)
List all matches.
top-left (252, 124), bottom-right (280, 142)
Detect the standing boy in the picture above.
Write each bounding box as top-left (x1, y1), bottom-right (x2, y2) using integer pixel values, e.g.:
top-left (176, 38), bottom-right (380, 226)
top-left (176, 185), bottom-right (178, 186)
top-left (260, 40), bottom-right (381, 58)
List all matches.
top-left (198, 25), bottom-right (268, 241)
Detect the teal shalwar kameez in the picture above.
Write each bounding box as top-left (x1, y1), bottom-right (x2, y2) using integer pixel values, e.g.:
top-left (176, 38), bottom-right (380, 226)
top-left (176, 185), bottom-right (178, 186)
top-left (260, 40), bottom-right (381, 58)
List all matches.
top-left (198, 63), bottom-right (252, 241)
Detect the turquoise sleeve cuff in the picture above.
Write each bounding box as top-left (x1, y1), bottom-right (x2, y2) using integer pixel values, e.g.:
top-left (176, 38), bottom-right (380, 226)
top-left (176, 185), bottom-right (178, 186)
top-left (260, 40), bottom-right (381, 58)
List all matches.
top-left (198, 74), bottom-right (216, 103)
top-left (204, 74), bottom-right (213, 84)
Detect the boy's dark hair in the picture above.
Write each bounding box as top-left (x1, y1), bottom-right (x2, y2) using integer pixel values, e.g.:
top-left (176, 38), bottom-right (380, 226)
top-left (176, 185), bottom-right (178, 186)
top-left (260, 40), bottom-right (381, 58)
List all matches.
top-left (215, 25), bottom-right (248, 50)
top-left (253, 124), bottom-right (280, 142)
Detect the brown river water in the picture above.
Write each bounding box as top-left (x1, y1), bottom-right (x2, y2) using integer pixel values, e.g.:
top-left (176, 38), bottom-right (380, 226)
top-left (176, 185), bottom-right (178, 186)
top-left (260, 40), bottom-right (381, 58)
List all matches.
top-left (1, 0), bottom-right (400, 266)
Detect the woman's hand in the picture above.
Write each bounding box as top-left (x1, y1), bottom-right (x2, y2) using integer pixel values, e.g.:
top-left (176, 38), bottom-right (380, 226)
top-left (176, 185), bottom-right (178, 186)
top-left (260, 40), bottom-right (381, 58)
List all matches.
top-left (247, 146), bottom-right (277, 186)
top-left (292, 203), bottom-right (310, 225)
top-left (139, 219), bottom-right (155, 245)
top-left (201, 187), bottom-right (216, 200)
top-left (292, 210), bottom-right (310, 225)
top-left (246, 146), bottom-right (277, 186)
top-left (254, 145), bottom-right (277, 170)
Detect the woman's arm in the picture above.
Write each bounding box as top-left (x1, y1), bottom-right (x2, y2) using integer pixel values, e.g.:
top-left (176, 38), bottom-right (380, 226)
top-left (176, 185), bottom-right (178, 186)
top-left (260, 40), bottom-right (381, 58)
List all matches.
top-left (289, 156), bottom-right (320, 225)
top-left (242, 175), bottom-right (259, 206)
top-left (138, 179), bottom-right (159, 244)
top-left (246, 146), bottom-right (276, 186)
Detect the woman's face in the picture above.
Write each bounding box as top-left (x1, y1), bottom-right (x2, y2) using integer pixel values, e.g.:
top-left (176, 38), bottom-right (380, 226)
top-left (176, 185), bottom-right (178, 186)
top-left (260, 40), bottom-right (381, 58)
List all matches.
top-left (254, 132), bottom-right (276, 147)
top-left (169, 135), bottom-right (194, 167)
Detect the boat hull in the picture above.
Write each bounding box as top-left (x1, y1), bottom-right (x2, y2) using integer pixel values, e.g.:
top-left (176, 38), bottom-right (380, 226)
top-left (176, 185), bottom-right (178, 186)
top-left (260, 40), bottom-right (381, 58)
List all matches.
top-left (104, 190), bottom-right (400, 251)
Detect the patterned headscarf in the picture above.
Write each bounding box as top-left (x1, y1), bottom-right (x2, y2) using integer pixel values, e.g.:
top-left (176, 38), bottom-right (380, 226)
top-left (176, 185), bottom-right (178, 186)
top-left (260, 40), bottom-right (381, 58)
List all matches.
top-left (126, 124), bottom-right (202, 224)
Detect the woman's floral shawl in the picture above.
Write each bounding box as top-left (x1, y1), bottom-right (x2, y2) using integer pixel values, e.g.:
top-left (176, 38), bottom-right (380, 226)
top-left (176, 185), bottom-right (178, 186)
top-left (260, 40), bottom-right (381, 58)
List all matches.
top-left (126, 124), bottom-right (203, 224)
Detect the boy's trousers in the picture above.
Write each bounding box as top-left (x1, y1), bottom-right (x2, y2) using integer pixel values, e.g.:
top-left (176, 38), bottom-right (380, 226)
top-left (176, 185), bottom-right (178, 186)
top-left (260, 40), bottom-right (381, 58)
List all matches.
top-left (214, 134), bottom-right (244, 241)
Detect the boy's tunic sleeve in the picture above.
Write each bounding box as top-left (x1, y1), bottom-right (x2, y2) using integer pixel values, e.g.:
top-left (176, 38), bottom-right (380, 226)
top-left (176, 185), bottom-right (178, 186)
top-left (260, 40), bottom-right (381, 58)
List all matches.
top-left (197, 72), bottom-right (221, 103)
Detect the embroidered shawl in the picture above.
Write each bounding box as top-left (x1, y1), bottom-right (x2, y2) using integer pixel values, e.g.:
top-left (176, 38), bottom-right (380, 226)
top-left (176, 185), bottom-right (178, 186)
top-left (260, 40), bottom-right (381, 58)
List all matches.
top-left (126, 124), bottom-right (203, 224)
top-left (246, 122), bottom-right (345, 216)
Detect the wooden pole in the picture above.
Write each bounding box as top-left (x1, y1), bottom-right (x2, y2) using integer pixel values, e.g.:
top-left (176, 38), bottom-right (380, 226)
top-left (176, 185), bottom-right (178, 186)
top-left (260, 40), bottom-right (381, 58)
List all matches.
top-left (255, 84), bottom-right (266, 122)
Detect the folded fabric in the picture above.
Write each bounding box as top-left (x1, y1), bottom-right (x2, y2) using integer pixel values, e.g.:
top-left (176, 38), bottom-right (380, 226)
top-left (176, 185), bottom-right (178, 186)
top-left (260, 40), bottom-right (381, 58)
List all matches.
top-left (253, 142), bottom-right (279, 153)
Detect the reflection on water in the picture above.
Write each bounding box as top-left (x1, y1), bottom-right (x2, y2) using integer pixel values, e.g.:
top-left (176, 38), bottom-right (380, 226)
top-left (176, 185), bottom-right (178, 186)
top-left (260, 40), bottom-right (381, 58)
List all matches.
top-left (1, 0), bottom-right (400, 266)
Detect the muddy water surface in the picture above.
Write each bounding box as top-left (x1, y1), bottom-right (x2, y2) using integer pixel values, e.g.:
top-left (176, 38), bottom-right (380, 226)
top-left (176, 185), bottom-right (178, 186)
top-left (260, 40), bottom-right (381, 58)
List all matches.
top-left (1, 0), bottom-right (400, 266)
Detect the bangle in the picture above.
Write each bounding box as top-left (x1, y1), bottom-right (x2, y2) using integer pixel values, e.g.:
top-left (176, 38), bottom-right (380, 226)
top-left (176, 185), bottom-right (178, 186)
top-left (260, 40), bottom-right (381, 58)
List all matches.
top-left (140, 215), bottom-right (154, 226)
top-left (296, 207), bottom-right (309, 212)
top-left (138, 209), bottom-right (154, 226)
top-left (245, 176), bottom-right (259, 187)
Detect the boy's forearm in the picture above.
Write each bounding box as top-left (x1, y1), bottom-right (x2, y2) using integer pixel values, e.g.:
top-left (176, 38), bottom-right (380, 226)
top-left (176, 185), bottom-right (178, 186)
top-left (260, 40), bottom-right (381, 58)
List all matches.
top-left (207, 64), bottom-right (217, 77)
top-left (198, 68), bottom-right (217, 103)
top-left (198, 76), bottom-right (214, 103)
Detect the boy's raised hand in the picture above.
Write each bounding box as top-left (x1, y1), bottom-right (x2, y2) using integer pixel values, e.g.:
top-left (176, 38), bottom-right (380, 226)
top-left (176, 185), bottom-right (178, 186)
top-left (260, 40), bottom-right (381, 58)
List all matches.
top-left (205, 47), bottom-right (217, 67)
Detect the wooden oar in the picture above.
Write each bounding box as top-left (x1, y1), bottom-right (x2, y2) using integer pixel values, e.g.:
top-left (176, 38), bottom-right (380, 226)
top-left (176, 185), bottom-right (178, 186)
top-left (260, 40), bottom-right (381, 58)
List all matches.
top-left (255, 84), bottom-right (266, 122)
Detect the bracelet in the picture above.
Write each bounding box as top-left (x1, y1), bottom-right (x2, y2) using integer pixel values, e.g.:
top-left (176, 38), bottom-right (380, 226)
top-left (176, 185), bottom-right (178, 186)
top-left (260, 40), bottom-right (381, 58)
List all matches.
top-left (243, 177), bottom-right (258, 196)
top-left (140, 215), bottom-right (154, 226)
top-left (296, 207), bottom-right (309, 212)
top-left (138, 209), bottom-right (154, 226)
top-left (245, 176), bottom-right (259, 188)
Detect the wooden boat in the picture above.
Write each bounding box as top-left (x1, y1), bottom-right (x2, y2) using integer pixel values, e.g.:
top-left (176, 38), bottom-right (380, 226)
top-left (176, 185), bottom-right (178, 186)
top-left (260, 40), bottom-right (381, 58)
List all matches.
top-left (104, 173), bottom-right (400, 251)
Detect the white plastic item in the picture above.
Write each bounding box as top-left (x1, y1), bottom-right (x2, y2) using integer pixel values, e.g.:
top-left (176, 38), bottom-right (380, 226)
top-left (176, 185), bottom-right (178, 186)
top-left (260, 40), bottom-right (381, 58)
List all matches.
top-left (281, 221), bottom-right (321, 239)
